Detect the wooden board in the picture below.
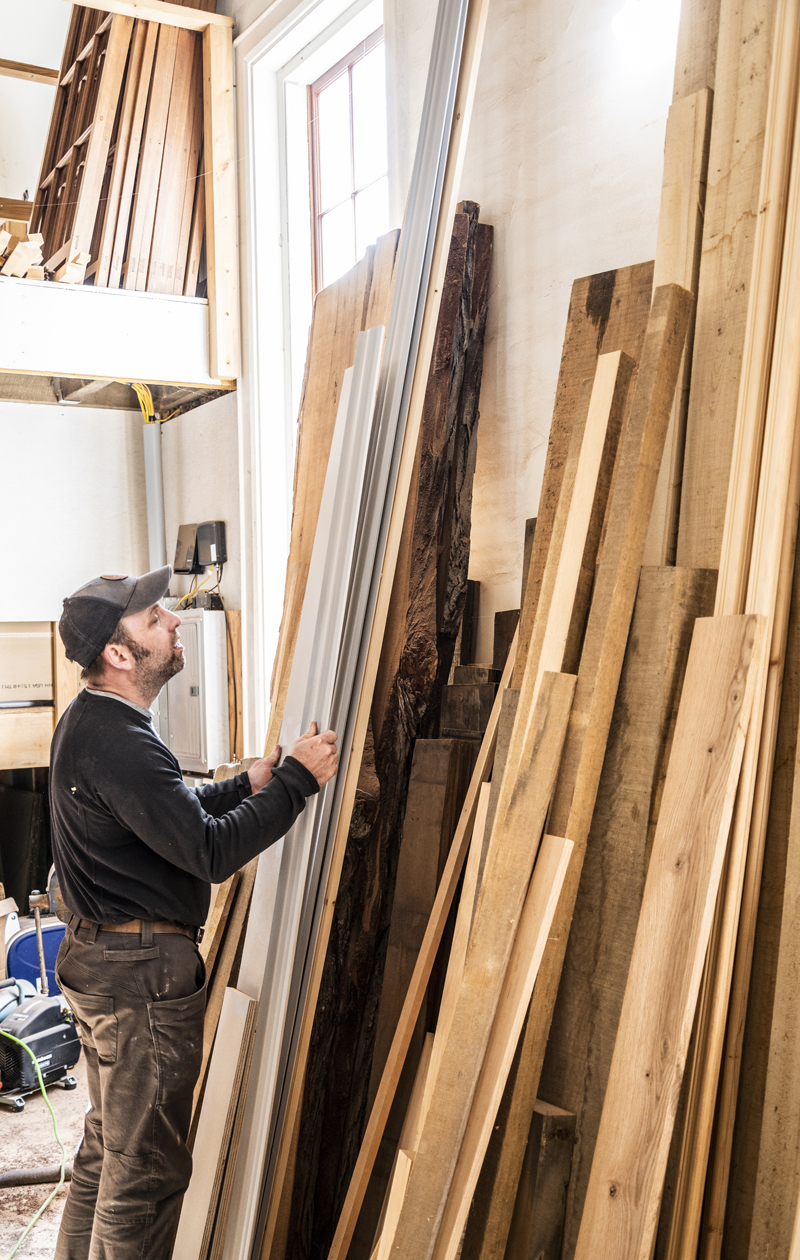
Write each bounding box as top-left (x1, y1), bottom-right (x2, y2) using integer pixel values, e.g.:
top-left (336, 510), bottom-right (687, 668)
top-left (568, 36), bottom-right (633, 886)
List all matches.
top-left (225, 609), bottom-right (243, 763)
top-left (531, 566), bottom-right (717, 1260)
top-left (462, 284), bottom-right (693, 1260)
top-left (643, 88), bottom-right (713, 566)
top-left (676, 0), bottom-right (782, 569)
top-left (0, 58), bottom-right (59, 84)
top-left (389, 673), bottom-right (576, 1260)
top-left (173, 989), bottom-right (257, 1260)
top-left (0, 709), bottom-right (53, 769)
top-left (671, 0), bottom-right (720, 99)
top-left (573, 613), bottom-right (764, 1260)
top-left (367, 737), bottom-right (472, 1107)
top-left (504, 1100), bottom-right (576, 1260)
top-left (431, 835), bottom-right (574, 1260)
top-left (513, 262), bottom-right (654, 689)
top-left (200, 873), bottom-right (240, 979)
top-left (193, 858), bottom-right (258, 1116)
top-left (202, 23), bottom-right (239, 378)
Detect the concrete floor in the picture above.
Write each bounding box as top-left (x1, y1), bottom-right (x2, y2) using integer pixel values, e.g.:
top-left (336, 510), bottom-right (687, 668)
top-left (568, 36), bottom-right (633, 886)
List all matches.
top-left (0, 1055), bottom-right (89, 1259)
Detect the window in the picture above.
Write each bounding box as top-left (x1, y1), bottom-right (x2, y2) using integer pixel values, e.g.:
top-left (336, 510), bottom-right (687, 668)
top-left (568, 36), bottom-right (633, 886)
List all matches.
top-left (309, 28), bottom-right (389, 293)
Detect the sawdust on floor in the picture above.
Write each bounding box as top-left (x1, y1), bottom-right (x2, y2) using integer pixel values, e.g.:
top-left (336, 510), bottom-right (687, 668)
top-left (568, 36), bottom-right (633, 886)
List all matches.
top-left (0, 1056), bottom-right (89, 1259)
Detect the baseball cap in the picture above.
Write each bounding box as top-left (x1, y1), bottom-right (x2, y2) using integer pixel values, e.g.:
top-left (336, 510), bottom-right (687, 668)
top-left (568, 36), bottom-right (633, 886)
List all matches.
top-left (59, 566), bottom-right (172, 667)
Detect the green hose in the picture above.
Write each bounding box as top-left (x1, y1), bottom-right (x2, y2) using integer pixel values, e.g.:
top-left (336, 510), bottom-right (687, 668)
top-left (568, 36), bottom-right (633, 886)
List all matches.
top-left (0, 1026), bottom-right (69, 1260)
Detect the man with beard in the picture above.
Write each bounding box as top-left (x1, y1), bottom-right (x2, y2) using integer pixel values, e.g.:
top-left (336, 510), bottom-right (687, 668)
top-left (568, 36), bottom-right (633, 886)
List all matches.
top-left (49, 566), bottom-right (337, 1260)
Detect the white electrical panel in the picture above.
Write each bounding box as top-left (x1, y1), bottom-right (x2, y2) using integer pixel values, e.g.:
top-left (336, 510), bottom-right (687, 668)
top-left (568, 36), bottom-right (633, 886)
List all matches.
top-left (165, 609), bottom-right (230, 774)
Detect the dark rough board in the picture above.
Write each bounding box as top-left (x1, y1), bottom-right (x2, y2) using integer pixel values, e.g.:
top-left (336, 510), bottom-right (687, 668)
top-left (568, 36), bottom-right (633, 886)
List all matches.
top-left (284, 207), bottom-right (493, 1260)
top-left (504, 1100), bottom-right (576, 1260)
top-left (537, 565), bottom-right (717, 1260)
top-left (514, 262), bottom-right (655, 688)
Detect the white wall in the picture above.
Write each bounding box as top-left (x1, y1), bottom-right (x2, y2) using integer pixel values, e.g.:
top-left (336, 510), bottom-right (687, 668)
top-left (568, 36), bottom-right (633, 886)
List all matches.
top-left (0, 401), bottom-right (148, 621)
top-left (385, 0), bottom-right (679, 659)
top-left (161, 392), bottom-right (242, 612)
top-left (0, 0), bottom-right (71, 201)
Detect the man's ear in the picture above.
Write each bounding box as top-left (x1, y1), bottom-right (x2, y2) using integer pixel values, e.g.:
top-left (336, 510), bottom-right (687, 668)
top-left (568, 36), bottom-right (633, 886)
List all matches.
top-left (103, 641), bottom-right (134, 673)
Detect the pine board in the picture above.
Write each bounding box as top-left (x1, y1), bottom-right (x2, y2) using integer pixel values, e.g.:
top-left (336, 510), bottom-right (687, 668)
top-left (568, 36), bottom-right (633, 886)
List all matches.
top-left (513, 262), bottom-right (654, 689)
top-left (573, 613), bottom-right (764, 1260)
top-left (390, 672), bottom-right (576, 1260)
top-left (537, 566), bottom-right (717, 1260)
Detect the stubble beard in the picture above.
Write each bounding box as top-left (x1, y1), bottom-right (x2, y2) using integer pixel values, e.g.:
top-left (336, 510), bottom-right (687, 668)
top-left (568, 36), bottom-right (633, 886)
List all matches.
top-left (130, 635), bottom-right (185, 699)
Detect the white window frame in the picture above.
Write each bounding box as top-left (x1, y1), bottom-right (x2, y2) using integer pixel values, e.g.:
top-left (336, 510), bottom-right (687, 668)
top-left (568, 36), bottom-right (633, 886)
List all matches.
top-left (233, 0), bottom-right (386, 756)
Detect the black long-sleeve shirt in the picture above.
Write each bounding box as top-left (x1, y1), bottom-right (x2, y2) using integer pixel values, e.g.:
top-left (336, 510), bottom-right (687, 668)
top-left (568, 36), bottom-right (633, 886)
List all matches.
top-left (49, 688), bottom-right (318, 926)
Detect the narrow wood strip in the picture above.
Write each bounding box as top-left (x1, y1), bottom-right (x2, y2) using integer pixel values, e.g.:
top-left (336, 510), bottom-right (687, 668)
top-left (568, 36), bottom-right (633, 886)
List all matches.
top-left (643, 87), bottom-right (713, 566)
top-left (69, 14), bottom-right (134, 261)
top-left (0, 58), bottom-right (59, 84)
top-left (574, 613), bottom-right (765, 1260)
top-left (433, 835), bottom-right (574, 1260)
top-left (172, 45), bottom-right (204, 295)
top-left (202, 22), bottom-right (238, 378)
top-left (390, 673), bottom-right (576, 1260)
top-left (173, 990), bottom-right (256, 1260)
top-left (192, 858), bottom-right (258, 1117)
top-left (200, 872), bottom-right (240, 979)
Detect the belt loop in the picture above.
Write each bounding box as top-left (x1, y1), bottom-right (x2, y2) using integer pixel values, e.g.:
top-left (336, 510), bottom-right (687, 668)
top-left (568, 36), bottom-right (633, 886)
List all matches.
top-left (141, 920), bottom-right (154, 948)
top-left (86, 921), bottom-right (99, 943)
top-left (67, 912), bottom-right (78, 932)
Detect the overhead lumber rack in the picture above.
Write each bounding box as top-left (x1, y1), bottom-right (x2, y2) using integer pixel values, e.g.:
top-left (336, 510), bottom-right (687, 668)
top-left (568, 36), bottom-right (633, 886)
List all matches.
top-left (23, 0), bottom-right (238, 381)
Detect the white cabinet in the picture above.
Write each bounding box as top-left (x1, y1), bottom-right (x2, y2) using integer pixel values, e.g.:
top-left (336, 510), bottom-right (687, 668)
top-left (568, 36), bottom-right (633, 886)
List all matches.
top-left (165, 609), bottom-right (229, 775)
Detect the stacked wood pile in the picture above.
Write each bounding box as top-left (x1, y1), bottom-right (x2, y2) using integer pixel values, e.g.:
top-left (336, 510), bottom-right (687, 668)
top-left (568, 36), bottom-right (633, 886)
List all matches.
top-left (24, 1), bottom-right (210, 293)
top-left (164, 0), bottom-right (800, 1258)
top-left (0, 220), bottom-right (46, 280)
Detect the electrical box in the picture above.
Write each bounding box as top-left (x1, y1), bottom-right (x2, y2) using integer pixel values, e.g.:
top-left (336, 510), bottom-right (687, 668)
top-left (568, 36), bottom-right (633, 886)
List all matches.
top-left (174, 524), bottom-right (202, 574)
top-left (0, 624), bottom-right (53, 706)
top-left (164, 609), bottom-right (229, 774)
top-left (196, 521), bottom-right (227, 567)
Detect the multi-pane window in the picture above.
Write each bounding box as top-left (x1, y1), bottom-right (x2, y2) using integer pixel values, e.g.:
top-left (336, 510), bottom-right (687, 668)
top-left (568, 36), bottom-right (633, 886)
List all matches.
top-left (309, 28), bottom-right (389, 293)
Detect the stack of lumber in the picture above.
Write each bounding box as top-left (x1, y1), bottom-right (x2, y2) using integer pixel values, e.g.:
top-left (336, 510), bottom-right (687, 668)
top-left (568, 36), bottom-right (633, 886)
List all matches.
top-left (27, 0), bottom-right (211, 293)
top-left (0, 221), bottom-right (46, 280)
top-left (172, 0), bottom-right (800, 1258)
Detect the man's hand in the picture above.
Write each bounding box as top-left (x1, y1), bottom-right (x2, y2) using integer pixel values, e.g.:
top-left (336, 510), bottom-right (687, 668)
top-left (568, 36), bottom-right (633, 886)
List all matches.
top-left (247, 744), bottom-right (281, 793)
top-left (288, 722), bottom-right (339, 787)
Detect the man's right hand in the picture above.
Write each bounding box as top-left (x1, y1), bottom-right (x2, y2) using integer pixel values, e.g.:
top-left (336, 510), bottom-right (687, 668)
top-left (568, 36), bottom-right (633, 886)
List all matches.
top-left (288, 722), bottom-right (339, 787)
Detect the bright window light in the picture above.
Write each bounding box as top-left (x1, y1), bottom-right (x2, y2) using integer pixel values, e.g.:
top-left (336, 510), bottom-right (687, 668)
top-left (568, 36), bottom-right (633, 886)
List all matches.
top-left (611, 0), bottom-right (681, 68)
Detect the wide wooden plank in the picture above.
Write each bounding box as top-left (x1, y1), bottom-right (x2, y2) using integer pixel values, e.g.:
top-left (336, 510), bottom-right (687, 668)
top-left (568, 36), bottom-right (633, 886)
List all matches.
top-left (535, 565), bottom-right (717, 1260)
top-left (125, 24), bottom-right (179, 290)
top-left (367, 738), bottom-right (472, 1127)
top-left (677, 0), bottom-right (783, 569)
top-left (462, 283), bottom-right (693, 1260)
top-left (390, 673), bottom-right (576, 1260)
top-left (107, 20), bottom-right (158, 288)
top-left (147, 28), bottom-right (198, 291)
top-left (504, 1100), bottom-right (576, 1260)
top-left (0, 709), bottom-right (53, 770)
top-left (514, 262), bottom-right (654, 689)
top-left (573, 613), bottom-right (764, 1260)
top-left (432, 835), bottom-right (573, 1260)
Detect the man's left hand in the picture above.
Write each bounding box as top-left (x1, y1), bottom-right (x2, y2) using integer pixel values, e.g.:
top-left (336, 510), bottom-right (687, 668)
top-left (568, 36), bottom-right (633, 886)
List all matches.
top-left (247, 745), bottom-right (281, 793)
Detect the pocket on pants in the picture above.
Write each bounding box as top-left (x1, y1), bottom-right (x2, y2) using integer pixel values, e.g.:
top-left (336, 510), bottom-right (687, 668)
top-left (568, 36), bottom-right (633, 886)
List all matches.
top-left (58, 983), bottom-right (118, 1064)
top-left (147, 979), bottom-right (206, 1107)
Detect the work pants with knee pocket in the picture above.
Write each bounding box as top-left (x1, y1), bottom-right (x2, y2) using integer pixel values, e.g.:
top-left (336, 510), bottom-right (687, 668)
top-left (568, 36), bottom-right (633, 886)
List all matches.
top-left (54, 920), bottom-right (206, 1260)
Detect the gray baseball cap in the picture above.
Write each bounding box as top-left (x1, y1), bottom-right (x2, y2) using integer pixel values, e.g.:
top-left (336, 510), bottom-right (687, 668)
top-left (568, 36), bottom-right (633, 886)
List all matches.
top-left (59, 566), bottom-right (172, 666)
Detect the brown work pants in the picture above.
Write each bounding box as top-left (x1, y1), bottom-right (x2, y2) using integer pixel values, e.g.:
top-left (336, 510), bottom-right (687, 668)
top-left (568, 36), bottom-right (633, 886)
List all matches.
top-left (54, 920), bottom-right (206, 1260)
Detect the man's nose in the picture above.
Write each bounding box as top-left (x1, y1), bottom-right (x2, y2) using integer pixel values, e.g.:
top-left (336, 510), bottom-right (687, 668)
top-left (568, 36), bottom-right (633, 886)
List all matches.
top-left (167, 610), bottom-right (182, 631)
